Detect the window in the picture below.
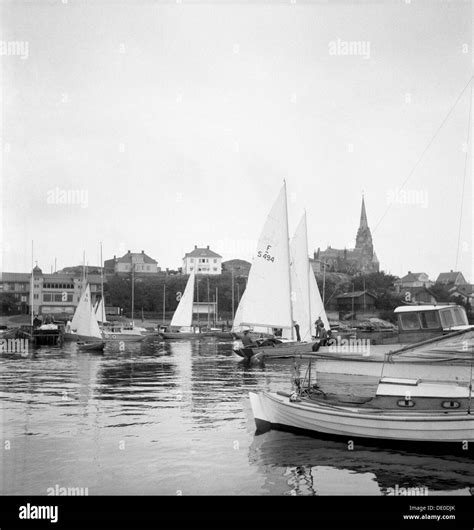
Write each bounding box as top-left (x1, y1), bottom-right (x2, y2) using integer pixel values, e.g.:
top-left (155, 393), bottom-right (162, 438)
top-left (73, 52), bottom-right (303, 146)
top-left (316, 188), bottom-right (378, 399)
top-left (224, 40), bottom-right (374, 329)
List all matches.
top-left (439, 309), bottom-right (455, 329)
top-left (452, 306), bottom-right (468, 326)
top-left (43, 294), bottom-right (52, 302)
top-left (213, 259), bottom-right (217, 263)
top-left (419, 311), bottom-right (440, 329)
top-left (213, 268), bottom-right (217, 271)
top-left (190, 267), bottom-right (194, 271)
top-left (399, 313), bottom-right (420, 330)
top-left (190, 259), bottom-right (194, 263)
top-left (34, 294), bottom-right (39, 299)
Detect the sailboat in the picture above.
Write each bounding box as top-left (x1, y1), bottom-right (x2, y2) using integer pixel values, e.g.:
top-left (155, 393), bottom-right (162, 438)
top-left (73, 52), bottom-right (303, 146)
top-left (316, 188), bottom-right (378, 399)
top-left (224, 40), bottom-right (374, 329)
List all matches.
top-left (160, 271), bottom-right (232, 340)
top-left (233, 186), bottom-right (329, 361)
top-left (73, 285), bottom-right (105, 351)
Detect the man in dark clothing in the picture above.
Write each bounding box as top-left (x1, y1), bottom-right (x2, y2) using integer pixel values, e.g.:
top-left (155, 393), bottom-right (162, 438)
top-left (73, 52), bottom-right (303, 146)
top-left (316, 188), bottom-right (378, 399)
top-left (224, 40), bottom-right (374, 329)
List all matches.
top-left (293, 321), bottom-right (301, 342)
top-left (241, 330), bottom-right (254, 347)
top-left (315, 317), bottom-right (323, 338)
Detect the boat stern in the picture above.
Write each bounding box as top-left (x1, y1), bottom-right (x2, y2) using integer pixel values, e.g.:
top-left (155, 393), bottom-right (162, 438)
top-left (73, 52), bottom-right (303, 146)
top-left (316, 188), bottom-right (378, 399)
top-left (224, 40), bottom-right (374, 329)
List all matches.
top-left (249, 392), bottom-right (272, 433)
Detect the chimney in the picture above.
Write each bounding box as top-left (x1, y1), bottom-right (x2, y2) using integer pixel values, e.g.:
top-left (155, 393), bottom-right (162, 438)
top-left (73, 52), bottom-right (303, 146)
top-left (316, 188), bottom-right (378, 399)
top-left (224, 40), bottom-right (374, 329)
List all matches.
top-left (408, 271), bottom-right (411, 274)
top-left (194, 245), bottom-right (197, 249)
top-left (141, 250), bottom-right (144, 254)
top-left (207, 245), bottom-right (209, 249)
top-left (450, 269), bottom-right (453, 273)
top-left (128, 250), bottom-right (131, 254)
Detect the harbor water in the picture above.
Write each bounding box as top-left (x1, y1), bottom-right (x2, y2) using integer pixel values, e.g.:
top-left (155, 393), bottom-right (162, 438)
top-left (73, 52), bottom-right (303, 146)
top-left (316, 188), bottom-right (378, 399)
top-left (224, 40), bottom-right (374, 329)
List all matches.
top-left (1, 339), bottom-right (472, 496)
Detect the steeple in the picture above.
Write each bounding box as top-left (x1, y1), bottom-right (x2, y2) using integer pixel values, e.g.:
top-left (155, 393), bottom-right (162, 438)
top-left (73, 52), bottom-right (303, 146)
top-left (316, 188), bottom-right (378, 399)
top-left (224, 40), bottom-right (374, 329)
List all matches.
top-left (359, 194), bottom-right (368, 230)
top-left (355, 195), bottom-right (374, 270)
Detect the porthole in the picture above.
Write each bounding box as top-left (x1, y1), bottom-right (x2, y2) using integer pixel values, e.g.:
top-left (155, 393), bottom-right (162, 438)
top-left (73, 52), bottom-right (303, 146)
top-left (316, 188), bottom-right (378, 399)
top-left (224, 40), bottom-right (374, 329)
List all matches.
top-left (397, 399), bottom-right (415, 408)
top-left (442, 401), bottom-right (460, 409)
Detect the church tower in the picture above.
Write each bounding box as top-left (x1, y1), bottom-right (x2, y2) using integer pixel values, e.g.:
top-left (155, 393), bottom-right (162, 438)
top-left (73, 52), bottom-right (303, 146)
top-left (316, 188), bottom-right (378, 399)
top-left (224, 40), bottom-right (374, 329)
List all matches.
top-left (355, 196), bottom-right (378, 272)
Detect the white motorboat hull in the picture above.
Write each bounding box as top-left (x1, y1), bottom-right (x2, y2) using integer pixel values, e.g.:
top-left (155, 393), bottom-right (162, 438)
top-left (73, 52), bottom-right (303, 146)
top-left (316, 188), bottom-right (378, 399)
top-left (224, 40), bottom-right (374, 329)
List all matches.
top-left (249, 391), bottom-right (474, 443)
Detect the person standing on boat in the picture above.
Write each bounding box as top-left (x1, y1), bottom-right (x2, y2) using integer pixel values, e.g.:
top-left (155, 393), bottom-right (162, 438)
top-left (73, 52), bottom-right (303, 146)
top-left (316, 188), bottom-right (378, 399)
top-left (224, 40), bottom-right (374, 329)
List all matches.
top-left (293, 321), bottom-right (301, 342)
top-left (315, 316), bottom-right (323, 338)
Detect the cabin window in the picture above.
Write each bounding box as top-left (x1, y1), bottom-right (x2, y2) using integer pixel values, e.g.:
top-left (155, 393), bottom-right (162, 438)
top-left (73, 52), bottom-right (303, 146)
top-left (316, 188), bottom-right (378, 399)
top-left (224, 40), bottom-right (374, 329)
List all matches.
top-left (399, 313), bottom-right (421, 330)
top-left (397, 399), bottom-right (415, 407)
top-left (452, 306), bottom-right (468, 326)
top-left (419, 311), bottom-right (440, 329)
top-left (439, 309), bottom-right (455, 329)
top-left (442, 401), bottom-right (460, 409)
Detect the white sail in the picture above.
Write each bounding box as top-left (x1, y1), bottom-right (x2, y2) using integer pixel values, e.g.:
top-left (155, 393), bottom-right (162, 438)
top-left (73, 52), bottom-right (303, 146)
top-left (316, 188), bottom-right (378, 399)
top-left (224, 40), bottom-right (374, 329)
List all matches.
top-left (95, 297), bottom-right (107, 323)
top-left (287, 213), bottom-right (312, 341)
top-left (170, 271), bottom-right (195, 330)
top-left (309, 267), bottom-right (330, 332)
top-left (237, 184), bottom-right (293, 331)
top-left (73, 285), bottom-right (102, 339)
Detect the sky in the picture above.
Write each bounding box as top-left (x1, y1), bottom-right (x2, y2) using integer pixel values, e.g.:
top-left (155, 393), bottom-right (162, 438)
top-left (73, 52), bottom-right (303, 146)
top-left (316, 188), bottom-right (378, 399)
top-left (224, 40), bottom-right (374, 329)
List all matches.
top-left (1, 0), bottom-right (473, 281)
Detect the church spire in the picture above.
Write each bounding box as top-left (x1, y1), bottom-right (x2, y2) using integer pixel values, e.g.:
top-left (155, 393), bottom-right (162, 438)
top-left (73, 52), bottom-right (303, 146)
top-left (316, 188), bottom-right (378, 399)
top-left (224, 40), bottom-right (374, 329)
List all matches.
top-left (359, 195), bottom-right (368, 230)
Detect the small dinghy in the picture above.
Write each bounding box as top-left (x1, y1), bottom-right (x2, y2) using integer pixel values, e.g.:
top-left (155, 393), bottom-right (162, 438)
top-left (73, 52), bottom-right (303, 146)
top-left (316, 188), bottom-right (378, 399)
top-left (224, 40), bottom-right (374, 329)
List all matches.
top-left (250, 360), bottom-right (474, 444)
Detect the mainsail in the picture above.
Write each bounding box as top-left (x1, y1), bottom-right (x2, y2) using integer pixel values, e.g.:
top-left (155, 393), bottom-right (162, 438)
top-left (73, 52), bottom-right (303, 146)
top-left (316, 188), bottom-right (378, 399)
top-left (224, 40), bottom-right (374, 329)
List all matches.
top-left (95, 297), bottom-right (107, 323)
top-left (287, 213), bottom-right (312, 341)
top-left (170, 271), bottom-right (195, 330)
top-left (309, 265), bottom-right (330, 332)
top-left (237, 184), bottom-right (293, 331)
top-left (73, 285), bottom-right (102, 339)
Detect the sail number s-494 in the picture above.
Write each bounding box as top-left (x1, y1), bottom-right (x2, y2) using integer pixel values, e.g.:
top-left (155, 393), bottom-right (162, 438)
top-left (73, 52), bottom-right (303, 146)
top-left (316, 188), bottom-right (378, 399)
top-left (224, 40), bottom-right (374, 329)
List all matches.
top-left (257, 245), bottom-right (275, 262)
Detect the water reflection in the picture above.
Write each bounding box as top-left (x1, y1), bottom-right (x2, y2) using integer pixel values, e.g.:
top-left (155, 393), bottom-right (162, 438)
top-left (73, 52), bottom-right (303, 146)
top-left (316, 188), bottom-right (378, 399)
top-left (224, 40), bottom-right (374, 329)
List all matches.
top-left (249, 430), bottom-right (474, 496)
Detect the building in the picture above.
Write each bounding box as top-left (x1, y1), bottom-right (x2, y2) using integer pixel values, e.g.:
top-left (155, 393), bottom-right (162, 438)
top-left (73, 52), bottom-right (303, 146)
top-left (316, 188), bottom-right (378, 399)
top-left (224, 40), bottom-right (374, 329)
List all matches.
top-left (394, 272), bottom-right (434, 292)
top-left (399, 286), bottom-right (438, 305)
top-left (104, 250), bottom-right (159, 275)
top-left (449, 284), bottom-right (473, 305)
top-left (182, 245), bottom-right (222, 275)
top-left (314, 197), bottom-right (379, 274)
top-left (336, 290), bottom-right (377, 314)
top-left (222, 259), bottom-right (251, 277)
top-left (435, 270), bottom-right (467, 286)
top-left (0, 266), bottom-right (103, 317)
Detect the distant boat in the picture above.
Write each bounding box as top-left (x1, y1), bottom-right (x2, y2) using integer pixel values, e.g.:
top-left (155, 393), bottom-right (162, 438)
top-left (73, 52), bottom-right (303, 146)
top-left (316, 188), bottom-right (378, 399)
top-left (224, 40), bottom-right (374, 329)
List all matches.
top-left (74, 285), bottom-right (105, 352)
top-left (95, 297), bottom-right (107, 324)
top-left (249, 370), bottom-right (474, 444)
top-left (160, 271), bottom-right (232, 340)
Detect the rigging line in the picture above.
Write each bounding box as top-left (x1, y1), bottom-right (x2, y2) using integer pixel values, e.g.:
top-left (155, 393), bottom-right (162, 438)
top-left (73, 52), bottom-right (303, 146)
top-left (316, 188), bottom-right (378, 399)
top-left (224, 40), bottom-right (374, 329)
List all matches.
top-left (373, 74), bottom-right (474, 234)
top-left (455, 83), bottom-right (472, 270)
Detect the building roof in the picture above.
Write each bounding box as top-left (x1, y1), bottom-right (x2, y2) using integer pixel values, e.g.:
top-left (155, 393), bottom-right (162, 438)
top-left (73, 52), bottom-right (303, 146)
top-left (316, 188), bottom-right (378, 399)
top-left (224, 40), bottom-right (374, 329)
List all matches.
top-left (222, 259), bottom-right (251, 268)
top-left (336, 290), bottom-right (377, 300)
top-left (449, 284), bottom-right (474, 295)
top-left (114, 250), bottom-right (157, 264)
top-left (1, 272), bottom-right (30, 282)
top-left (184, 245), bottom-right (222, 259)
top-left (436, 271), bottom-right (464, 284)
top-left (397, 272), bottom-right (428, 283)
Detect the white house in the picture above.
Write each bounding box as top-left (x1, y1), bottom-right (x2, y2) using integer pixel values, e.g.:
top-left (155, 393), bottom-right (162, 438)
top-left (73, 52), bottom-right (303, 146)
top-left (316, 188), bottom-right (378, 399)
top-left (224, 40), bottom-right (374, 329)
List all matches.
top-left (183, 245), bottom-right (222, 275)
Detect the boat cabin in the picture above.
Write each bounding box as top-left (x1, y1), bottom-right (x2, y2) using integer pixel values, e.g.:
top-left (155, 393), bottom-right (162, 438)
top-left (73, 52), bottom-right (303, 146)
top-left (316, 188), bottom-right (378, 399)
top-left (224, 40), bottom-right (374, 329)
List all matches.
top-left (395, 304), bottom-right (471, 343)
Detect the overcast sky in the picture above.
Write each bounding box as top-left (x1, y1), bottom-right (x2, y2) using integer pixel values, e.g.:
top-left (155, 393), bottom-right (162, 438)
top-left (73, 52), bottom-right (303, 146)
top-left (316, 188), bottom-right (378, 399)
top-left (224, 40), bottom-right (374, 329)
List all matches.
top-left (2, 0), bottom-right (472, 281)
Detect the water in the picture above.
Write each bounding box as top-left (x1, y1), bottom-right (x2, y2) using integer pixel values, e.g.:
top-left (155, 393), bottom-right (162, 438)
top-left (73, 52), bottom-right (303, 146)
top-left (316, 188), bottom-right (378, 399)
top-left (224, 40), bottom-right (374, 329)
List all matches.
top-left (1, 339), bottom-right (472, 496)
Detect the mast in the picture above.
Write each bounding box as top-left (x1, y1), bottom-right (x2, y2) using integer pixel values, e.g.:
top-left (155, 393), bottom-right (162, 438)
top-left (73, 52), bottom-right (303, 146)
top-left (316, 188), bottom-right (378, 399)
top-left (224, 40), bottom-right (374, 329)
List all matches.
top-left (162, 283), bottom-right (166, 326)
top-left (283, 180), bottom-right (295, 340)
top-left (304, 211), bottom-right (312, 339)
top-left (100, 242), bottom-right (104, 318)
top-left (131, 263), bottom-right (135, 325)
top-left (30, 240), bottom-right (34, 326)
